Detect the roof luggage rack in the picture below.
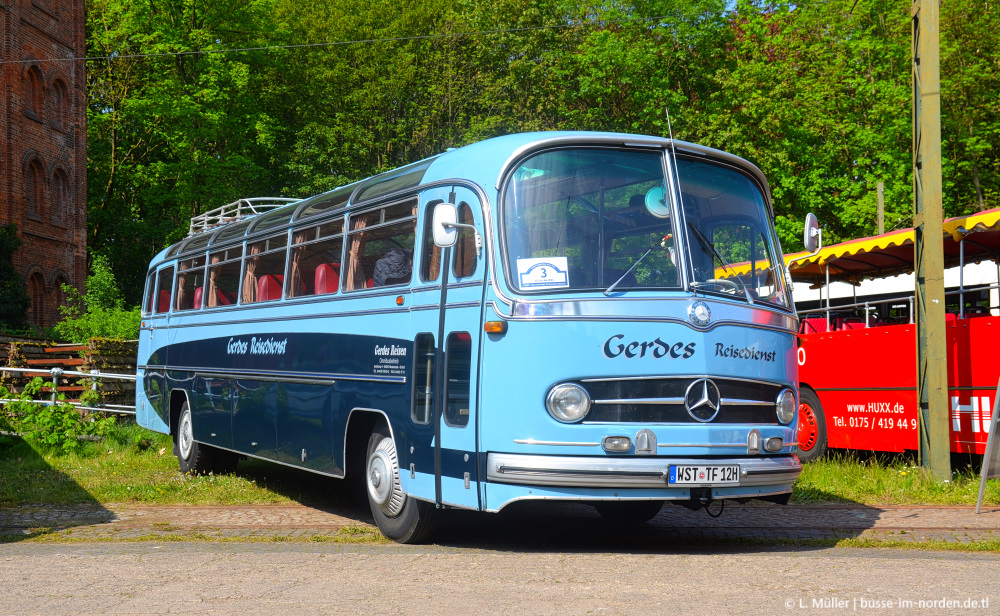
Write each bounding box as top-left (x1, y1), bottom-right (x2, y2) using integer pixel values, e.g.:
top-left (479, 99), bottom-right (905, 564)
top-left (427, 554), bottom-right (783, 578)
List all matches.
top-left (188, 197), bottom-right (300, 236)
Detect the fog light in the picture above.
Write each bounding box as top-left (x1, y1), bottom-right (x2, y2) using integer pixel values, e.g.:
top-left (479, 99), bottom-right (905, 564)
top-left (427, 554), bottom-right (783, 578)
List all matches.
top-left (776, 389), bottom-right (796, 425)
top-left (764, 437), bottom-right (784, 452)
top-left (602, 436), bottom-right (632, 453)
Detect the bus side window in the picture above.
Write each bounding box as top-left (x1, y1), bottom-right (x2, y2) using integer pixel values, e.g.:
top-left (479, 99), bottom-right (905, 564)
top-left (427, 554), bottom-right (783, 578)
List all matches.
top-left (444, 332), bottom-right (472, 427)
top-left (154, 266), bottom-right (174, 314)
top-left (412, 333), bottom-right (435, 424)
top-left (421, 200), bottom-right (443, 282)
top-left (345, 199), bottom-right (417, 291)
top-left (174, 256), bottom-right (206, 311)
top-left (242, 234), bottom-right (288, 303)
top-left (142, 272), bottom-right (156, 315)
top-left (206, 248), bottom-right (240, 307)
top-left (288, 219), bottom-right (345, 298)
top-left (452, 202), bottom-right (477, 279)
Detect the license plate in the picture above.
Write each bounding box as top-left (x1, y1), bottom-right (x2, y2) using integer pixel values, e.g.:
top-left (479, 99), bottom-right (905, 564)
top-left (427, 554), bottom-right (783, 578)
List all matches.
top-left (668, 465), bottom-right (740, 485)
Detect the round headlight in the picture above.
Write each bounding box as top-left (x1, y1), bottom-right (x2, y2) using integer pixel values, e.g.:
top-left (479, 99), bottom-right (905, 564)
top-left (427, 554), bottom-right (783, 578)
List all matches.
top-left (776, 388), bottom-right (796, 425)
top-left (545, 383), bottom-right (591, 423)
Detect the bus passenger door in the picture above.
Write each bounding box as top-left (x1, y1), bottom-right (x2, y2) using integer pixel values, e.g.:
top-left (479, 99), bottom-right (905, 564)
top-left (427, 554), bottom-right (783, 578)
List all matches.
top-left (407, 186), bottom-right (486, 510)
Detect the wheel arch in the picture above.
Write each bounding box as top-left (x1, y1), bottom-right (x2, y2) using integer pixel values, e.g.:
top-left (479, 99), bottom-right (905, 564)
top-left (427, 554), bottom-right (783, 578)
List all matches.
top-left (344, 408), bottom-right (394, 479)
top-left (168, 388), bottom-right (191, 436)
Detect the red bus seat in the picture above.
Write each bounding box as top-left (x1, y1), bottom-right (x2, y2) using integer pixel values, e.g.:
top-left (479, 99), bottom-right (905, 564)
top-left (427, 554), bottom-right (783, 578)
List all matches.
top-left (945, 312), bottom-right (958, 322)
top-left (800, 318), bottom-right (828, 334)
top-left (157, 290), bottom-right (171, 313)
top-left (216, 289), bottom-right (234, 305)
top-left (192, 286), bottom-right (203, 309)
top-left (257, 274), bottom-right (284, 301)
top-left (315, 263), bottom-right (341, 295)
top-left (839, 318), bottom-right (865, 330)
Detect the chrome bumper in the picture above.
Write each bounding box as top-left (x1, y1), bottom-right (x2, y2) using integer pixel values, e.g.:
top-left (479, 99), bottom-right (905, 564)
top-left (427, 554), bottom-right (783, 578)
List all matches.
top-left (487, 453), bottom-right (801, 489)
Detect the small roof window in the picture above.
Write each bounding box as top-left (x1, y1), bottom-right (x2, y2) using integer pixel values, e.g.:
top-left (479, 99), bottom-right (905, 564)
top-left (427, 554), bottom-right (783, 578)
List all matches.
top-left (352, 157), bottom-right (438, 204)
top-left (295, 184), bottom-right (355, 221)
top-left (210, 218), bottom-right (254, 247)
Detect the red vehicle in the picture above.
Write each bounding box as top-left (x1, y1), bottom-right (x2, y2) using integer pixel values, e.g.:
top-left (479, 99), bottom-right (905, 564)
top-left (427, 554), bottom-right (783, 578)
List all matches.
top-left (785, 209), bottom-right (1000, 462)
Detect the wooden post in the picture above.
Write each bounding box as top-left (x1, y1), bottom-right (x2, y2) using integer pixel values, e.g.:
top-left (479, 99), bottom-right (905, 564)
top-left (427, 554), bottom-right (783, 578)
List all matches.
top-left (912, 0), bottom-right (951, 481)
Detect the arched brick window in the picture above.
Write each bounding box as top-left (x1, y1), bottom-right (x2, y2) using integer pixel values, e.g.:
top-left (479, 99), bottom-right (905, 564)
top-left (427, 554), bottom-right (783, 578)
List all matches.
top-left (51, 79), bottom-right (68, 128)
top-left (26, 66), bottom-right (44, 118)
top-left (29, 273), bottom-right (45, 326)
top-left (25, 160), bottom-right (45, 219)
top-left (52, 168), bottom-right (69, 225)
top-left (53, 275), bottom-right (68, 312)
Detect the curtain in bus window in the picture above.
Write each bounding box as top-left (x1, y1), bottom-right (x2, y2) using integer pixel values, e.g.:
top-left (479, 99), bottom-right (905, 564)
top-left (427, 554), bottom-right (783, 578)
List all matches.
top-left (345, 216), bottom-right (368, 291)
top-left (453, 203), bottom-right (477, 278)
top-left (207, 254), bottom-right (220, 308)
top-left (421, 202), bottom-right (442, 282)
top-left (242, 242), bottom-right (261, 303)
top-left (289, 230), bottom-right (309, 297)
top-left (175, 271), bottom-right (187, 310)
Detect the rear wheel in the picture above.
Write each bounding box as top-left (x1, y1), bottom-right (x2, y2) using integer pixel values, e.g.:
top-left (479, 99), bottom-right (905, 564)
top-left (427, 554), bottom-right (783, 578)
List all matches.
top-left (593, 500), bottom-right (663, 523)
top-left (365, 424), bottom-right (436, 543)
top-left (795, 387), bottom-right (828, 463)
top-left (174, 401), bottom-right (217, 474)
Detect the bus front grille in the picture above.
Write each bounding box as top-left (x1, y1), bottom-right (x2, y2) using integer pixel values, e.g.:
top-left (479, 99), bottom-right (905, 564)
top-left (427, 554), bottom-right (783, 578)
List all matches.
top-left (577, 376), bottom-right (784, 424)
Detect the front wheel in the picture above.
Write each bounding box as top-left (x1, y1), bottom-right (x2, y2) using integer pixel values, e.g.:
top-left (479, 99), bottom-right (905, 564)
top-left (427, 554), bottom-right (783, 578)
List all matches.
top-left (795, 387), bottom-right (828, 463)
top-left (365, 425), bottom-right (436, 543)
top-left (593, 500), bottom-right (663, 523)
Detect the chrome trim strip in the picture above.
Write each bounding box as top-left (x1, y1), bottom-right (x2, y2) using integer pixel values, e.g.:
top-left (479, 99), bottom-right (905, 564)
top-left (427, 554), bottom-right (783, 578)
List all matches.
top-left (512, 439), bottom-right (600, 447)
top-left (194, 442), bottom-right (346, 479)
top-left (196, 371), bottom-right (336, 386)
top-left (656, 442), bottom-right (749, 448)
top-left (592, 397), bottom-right (684, 405)
top-left (158, 365), bottom-right (404, 384)
top-left (579, 374), bottom-right (789, 389)
top-left (721, 398), bottom-right (773, 407)
top-left (487, 453), bottom-right (801, 489)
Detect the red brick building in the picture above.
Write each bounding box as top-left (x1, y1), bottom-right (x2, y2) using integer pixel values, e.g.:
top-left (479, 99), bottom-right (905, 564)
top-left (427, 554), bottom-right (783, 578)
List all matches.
top-left (1, 0), bottom-right (86, 327)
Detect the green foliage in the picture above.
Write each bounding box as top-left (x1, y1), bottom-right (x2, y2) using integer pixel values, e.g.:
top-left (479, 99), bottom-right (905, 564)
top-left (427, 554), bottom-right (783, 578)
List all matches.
top-left (0, 378), bottom-right (116, 453)
top-left (0, 224), bottom-right (31, 330)
top-left (53, 254), bottom-right (140, 342)
top-left (86, 0), bottom-right (1000, 292)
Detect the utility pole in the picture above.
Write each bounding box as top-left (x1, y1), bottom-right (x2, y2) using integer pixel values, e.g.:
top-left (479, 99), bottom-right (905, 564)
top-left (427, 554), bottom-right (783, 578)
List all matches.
top-left (877, 181), bottom-right (885, 235)
top-left (912, 0), bottom-right (951, 481)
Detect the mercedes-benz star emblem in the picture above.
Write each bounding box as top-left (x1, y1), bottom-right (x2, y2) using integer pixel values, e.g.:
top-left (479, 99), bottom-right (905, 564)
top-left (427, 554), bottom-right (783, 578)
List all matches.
top-left (684, 378), bottom-right (722, 422)
top-left (689, 301), bottom-right (712, 327)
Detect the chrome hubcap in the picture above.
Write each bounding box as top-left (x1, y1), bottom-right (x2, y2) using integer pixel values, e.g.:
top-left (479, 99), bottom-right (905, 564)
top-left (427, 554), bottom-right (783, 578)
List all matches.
top-left (367, 436), bottom-right (405, 517)
top-left (178, 410), bottom-right (193, 460)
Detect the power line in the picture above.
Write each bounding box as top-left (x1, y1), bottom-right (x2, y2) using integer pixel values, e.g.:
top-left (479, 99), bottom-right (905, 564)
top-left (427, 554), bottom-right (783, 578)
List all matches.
top-left (0, 14), bottom-right (684, 66)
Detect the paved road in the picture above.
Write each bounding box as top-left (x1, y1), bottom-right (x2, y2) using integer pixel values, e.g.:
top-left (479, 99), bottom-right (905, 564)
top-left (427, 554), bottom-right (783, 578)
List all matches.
top-left (2, 542), bottom-right (997, 615)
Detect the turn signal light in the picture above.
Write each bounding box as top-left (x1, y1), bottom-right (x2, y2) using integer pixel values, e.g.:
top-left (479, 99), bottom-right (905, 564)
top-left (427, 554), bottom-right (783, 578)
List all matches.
top-left (602, 436), bottom-right (632, 453)
top-left (396, 296), bottom-right (405, 306)
top-left (764, 437), bottom-right (784, 453)
top-left (484, 321), bottom-right (507, 334)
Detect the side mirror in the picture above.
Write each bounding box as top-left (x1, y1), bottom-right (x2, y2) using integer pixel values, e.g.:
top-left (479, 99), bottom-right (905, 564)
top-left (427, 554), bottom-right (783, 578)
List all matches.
top-left (432, 202), bottom-right (458, 248)
top-left (803, 213), bottom-right (821, 253)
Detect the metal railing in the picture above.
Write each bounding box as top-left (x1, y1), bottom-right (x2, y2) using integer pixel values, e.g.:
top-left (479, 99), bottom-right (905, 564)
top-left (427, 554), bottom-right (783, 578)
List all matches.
top-left (798, 282), bottom-right (1000, 332)
top-left (0, 366), bottom-right (137, 415)
top-left (188, 197), bottom-right (300, 236)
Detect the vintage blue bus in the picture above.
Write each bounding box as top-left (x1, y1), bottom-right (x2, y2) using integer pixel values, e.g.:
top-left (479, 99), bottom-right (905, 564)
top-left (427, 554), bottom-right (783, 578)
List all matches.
top-left (136, 131), bottom-right (803, 542)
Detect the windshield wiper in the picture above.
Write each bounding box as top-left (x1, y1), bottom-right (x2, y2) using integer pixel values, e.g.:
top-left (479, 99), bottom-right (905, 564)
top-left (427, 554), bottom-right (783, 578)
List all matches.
top-left (686, 223), bottom-right (754, 305)
top-left (603, 246), bottom-right (655, 296)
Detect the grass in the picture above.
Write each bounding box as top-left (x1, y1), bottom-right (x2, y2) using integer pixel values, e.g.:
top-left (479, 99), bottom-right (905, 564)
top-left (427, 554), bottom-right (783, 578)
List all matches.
top-left (792, 451), bottom-right (1000, 506)
top-left (3, 424), bottom-right (1000, 508)
top-left (0, 422), bottom-right (347, 507)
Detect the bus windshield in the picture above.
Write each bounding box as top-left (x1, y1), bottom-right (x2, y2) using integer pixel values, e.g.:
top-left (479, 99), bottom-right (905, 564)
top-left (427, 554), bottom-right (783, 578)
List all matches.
top-left (503, 148), bottom-right (680, 293)
top-left (678, 157), bottom-right (789, 308)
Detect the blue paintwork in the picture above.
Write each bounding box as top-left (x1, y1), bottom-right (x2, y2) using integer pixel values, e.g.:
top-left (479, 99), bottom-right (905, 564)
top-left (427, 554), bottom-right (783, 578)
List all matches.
top-left (136, 131), bottom-right (799, 513)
